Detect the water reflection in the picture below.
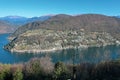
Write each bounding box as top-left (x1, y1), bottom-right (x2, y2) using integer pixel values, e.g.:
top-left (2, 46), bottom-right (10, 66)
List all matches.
top-left (3, 45), bottom-right (120, 64)
top-left (0, 34), bottom-right (120, 64)
top-left (39, 45), bottom-right (120, 64)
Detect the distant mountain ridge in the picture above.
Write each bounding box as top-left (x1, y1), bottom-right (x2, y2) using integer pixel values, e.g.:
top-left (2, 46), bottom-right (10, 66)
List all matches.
top-left (4, 14), bottom-right (120, 53)
top-left (11, 14), bottom-right (120, 39)
top-left (0, 15), bottom-right (53, 26)
top-left (0, 20), bottom-right (16, 34)
top-left (0, 15), bottom-right (53, 33)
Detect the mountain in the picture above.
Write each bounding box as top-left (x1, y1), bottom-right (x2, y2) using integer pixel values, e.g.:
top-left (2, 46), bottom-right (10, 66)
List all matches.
top-left (4, 14), bottom-right (120, 53)
top-left (0, 16), bottom-right (28, 26)
top-left (114, 16), bottom-right (120, 18)
top-left (27, 16), bottom-right (53, 22)
top-left (0, 20), bottom-right (16, 34)
top-left (10, 14), bottom-right (120, 39)
top-left (0, 15), bottom-right (52, 26)
top-left (0, 15), bottom-right (52, 34)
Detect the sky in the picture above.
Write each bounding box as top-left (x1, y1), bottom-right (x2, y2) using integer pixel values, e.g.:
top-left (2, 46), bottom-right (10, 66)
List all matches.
top-left (0, 0), bottom-right (120, 17)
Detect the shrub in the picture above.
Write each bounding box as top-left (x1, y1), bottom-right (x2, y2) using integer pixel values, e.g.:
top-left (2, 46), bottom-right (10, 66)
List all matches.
top-left (24, 58), bottom-right (42, 80)
top-left (13, 68), bottom-right (23, 80)
top-left (24, 57), bottom-right (54, 80)
top-left (0, 64), bottom-right (11, 80)
top-left (53, 62), bottom-right (70, 80)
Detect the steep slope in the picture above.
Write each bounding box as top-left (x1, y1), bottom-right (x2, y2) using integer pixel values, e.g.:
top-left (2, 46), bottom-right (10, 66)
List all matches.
top-left (0, 21), bottom-right (16, 34)
top-left (4, 29), bottom-right (119, 53)
top-left (10, 14), bottom-right (120, 39)
top-left (5, 14), bottom-right (120, 53)
top-left (9, 14), bottom-right (73, 38)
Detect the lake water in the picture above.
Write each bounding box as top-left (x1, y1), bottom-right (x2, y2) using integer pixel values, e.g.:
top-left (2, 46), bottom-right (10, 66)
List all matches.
top-left (0, 34), bottom-right (120, 64)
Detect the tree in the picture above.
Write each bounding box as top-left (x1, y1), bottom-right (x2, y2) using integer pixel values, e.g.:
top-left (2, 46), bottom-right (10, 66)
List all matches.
top-left (24, 58), bottom-right (42, 80)
top-left (0, 71), bottom-right (5, 80)
top-left (0, 64), bottom-right (11, 80)
top-left (53, 62), bottom-right (70, 80)
top-left (13, 68), bottom-right (23, 80)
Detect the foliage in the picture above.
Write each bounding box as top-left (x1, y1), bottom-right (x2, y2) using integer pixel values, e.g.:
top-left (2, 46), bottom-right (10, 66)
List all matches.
top-left (24, 58), bottom-right (42, 80)
top-left (13, 68), bottom-right (23, 80)
top-left (0, 58), bottom-right (120, 80)
top-left (24, 57), bottom-right (54, 80)
top-left (53, 62), bottom-right (70, 80)
top-left (0, 64), bottom-right (11, 80)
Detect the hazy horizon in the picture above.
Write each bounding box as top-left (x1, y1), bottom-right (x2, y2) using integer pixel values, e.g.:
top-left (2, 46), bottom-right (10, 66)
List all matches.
top-left (0, 0), bottom-right (120, 17)
top-left (0, 13), bottom-right (119, 18)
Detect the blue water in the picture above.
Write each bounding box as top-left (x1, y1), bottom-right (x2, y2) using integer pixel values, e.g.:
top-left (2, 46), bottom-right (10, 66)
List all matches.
top-left (0, 34), bottom-right (120, 64)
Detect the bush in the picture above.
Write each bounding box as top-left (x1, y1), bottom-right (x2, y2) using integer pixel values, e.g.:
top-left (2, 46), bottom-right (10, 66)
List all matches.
top-left (53, 62), bottom-right (71, 80)
top-left (0, 64), bottom-right (11, 80)
top-left (24, 58), bottom-right (42, 80)
top-left (13, 68), bottom-right (23, 80)
top-left (1, 58), bottom-right (120, 80)
top-left (24, 57), bottom-right (54, 80)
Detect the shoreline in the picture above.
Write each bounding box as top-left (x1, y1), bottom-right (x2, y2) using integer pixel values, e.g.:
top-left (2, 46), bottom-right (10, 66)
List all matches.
top-left (9, 44), bottom-right (120, 54)
top-left (10, 45), bottom-right (88, 53)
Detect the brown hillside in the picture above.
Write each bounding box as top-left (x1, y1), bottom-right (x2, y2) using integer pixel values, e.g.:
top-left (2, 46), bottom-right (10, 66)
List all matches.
top-left (0, 21), bottom-right (15, 34)
top-left (11, 14), bottom-right (120, 39)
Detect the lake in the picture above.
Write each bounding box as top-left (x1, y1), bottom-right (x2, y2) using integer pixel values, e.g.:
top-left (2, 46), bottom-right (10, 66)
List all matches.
top-left (0, 34), bottom-right (120, 64)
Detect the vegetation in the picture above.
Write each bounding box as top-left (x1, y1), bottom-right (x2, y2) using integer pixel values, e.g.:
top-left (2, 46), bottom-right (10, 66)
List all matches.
top-left (53, 62), bottom-right (71, 80)
top-left (0, 20), bottom-right (16, 34)
top-left (4, 29), bottom-right (120, 53)
top-left (10, 14), bottom-right (120, 40)
top-left (2, 14), bottom-right (120, 80)
top-left (5, 14), bottom-right (120, 53)
top-left (13, 68), bottom-right (23, 80)
top-left (0, 57), bottom-right (120, 80)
